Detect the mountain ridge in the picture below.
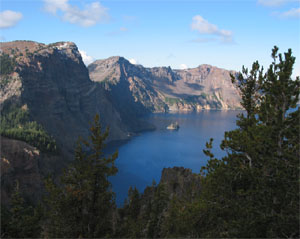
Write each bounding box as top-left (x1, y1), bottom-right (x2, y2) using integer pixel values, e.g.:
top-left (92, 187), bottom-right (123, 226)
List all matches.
top-left (0, 41), bottom-right (154, 152)
top-left (88, 55), bottom-right (242, 112)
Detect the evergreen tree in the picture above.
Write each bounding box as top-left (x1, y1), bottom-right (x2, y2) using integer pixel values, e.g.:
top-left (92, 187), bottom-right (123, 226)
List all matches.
top-left (197, 46), bottom-right (299, 237)
top-left (44, 114), bottom-right (118, 238)
top-left (146, 184), bottom-right (169, 238)
top-left (1, 181), bottom-right (42, 238)
top-left (115, 186), bottom-right (142, 238)
top-left (161, 196), bottom-right (202, 238)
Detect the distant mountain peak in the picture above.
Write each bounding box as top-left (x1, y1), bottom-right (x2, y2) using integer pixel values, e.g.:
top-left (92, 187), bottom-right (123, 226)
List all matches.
top-left (197, 64), bottom-right (213, 69)
top-left (92, 56), bottom-right (130, 66)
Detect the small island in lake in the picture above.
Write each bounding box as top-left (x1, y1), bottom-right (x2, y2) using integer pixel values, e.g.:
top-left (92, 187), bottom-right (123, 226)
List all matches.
top-left (167, 122), bottom-right (180, 130)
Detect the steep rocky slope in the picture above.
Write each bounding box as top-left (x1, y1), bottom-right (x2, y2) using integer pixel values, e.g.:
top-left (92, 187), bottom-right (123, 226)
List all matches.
top-left (0, 41), bottom-right (152, 154)
top-left (89, 57), bottom-right (241, 112)
top-left (89, 56), bottom-right (167, 113)
top-left (161, 64), bottom-right (241, 111)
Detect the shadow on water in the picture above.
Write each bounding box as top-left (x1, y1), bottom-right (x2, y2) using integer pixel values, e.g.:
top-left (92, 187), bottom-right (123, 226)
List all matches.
top-left (107, 110), bottom-right (243, 206)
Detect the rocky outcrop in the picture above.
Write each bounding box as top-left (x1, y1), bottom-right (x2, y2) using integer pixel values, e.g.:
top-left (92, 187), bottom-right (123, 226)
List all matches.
top-left (0, 136), bottom-right (63, 204)
top-left (139, 167), bottom-right (201, 204)
top-left (160, 167), bottom-right (201, 199)
top-left (89, 57), bottom-right (242, 113)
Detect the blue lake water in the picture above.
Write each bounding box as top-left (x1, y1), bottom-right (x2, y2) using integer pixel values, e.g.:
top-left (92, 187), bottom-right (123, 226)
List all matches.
top-left (109, 110), bottom-right (243, 206)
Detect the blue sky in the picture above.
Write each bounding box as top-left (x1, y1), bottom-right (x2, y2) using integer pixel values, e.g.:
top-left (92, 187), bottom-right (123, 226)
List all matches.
top-left (1, 0), bottom-right (299, 77)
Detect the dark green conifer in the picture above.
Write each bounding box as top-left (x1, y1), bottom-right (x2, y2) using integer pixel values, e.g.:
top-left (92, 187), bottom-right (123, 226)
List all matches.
top-left (115, 186), bottom-right (142, 238)
top-left (199, 46), bottom-right (300, 237)
top-left (44, 114), bottom-right (118, 238)
top-left (2, 181), bottom-right (42, 238)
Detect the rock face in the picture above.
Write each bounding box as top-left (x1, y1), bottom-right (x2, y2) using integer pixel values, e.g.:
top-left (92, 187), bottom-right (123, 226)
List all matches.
top-left (169, 65), bottom-right (241, 110)
top-left (0, 41), bottom-right (152, 155)
top-left (0, 136), bottom-right (62, 205)
top-left (89, 57), bottom-right (242, 113)
top-left (140, 167), bottom-right (201, 203)
top-left (89, 56), bottom-right (167, 113)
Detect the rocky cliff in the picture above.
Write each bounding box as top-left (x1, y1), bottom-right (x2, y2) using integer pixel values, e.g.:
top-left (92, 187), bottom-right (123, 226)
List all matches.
top-left (0, 136), bottom-right (63, 205)
top-left (89, 57), bottom-right (242, 113)
top-left (140, 167), bottom-right (201, 204)
top-left (89, 56), bottom-right (167, 113)
top-left (0, 41), bottom-right (152, 154)
top-left (161, 64), bottom-right (241, 111)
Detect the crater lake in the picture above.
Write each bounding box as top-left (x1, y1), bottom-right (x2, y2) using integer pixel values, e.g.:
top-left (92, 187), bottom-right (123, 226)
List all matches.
top-left (109, 110), bottom-right (243, 206)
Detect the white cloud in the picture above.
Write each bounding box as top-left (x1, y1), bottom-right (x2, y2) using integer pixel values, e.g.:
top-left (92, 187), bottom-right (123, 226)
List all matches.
top-left (281, 7), bottom-right (300, 17)
top-left (191, 15), bottom-right (218, 34)
top-left (179, 64), bottom-right (188, 70)
top-left (79, 50), bottom-right (94, 66)
top-left (259, 0), bottom-right (300, 19)
top-left (129, 58), bottom-right (138, 65)
top-left (0, 10), bottom-right (23, 29)
top-left (44, 0), bottom-right (68, 14)
top-left (191, 15), bottom-right (233, 43)
top-left (43, 0), bottom-right (109, 27)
